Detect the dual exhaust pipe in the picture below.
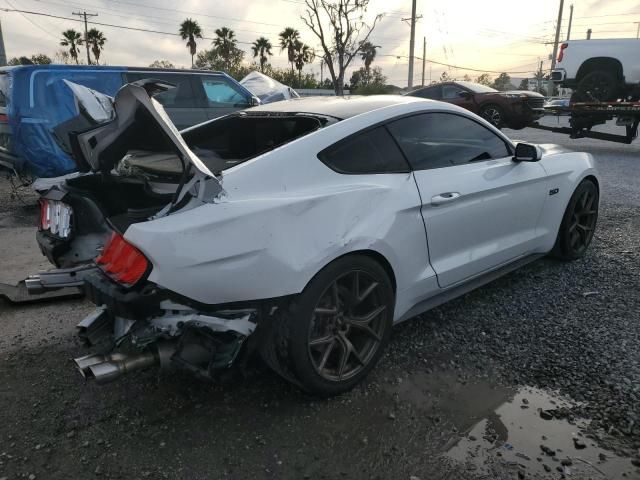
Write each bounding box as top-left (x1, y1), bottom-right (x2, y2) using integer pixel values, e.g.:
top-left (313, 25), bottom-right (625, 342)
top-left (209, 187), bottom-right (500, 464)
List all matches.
top-left (74, 343), bottom-right (174, 384)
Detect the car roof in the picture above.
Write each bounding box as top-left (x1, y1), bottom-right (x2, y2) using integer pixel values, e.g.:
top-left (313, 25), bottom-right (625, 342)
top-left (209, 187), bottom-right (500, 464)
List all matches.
top-left (247, 95), bottom-right (429, 120)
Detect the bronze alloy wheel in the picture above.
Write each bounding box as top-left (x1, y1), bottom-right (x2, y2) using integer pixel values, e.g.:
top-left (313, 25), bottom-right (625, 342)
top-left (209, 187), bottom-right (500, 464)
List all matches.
top-left (552, 179), bottom-right (599, 261)
top-left (567, 185), bottom-right (598, 256)
top-left (307, 269), bottom-right (388, 382)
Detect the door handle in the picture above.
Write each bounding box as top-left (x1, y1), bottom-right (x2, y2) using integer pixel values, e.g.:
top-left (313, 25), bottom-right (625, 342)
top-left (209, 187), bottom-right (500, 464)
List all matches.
top-left (431, 192), bottom-right (461, 206)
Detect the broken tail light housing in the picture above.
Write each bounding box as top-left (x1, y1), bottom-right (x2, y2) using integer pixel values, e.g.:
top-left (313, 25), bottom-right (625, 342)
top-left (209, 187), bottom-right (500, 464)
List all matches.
top-left (39, 198), bottom-right (73, 238)
top-left (95, 233), bottom-right (150, 286)
top-left (557, 43), bottom-right (568, 63)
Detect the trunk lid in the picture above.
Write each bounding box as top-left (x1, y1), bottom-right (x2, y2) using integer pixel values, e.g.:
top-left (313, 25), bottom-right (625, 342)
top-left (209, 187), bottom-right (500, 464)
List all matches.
top-left (56, 80), bottom-right (216, 181)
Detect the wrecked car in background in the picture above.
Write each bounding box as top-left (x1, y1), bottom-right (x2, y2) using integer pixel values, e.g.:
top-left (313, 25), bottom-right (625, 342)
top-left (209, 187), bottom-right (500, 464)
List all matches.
top-left (29, 82), bottom-right (600, 395)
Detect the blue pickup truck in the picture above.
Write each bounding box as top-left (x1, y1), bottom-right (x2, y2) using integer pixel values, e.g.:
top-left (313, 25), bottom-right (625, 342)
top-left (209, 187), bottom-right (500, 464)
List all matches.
top-left (0, 65), bottom-right (258, 178)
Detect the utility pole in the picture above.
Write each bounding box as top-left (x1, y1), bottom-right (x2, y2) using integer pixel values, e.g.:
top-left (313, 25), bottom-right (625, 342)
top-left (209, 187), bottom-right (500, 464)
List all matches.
top-left (550, 0), bottom-right (564, 72)
top-left (566, 4), bottom-right (574, 40)
top-left (636, 22), bottom-right (640, 39)
top-left (73, 11), bottom-right (98, 64)
top-left (421, 37), bottom-right (426, 86)
top-left (402, 0), bottom-right (422, 89)
top-left (0, 19), bottom-right (6, 67)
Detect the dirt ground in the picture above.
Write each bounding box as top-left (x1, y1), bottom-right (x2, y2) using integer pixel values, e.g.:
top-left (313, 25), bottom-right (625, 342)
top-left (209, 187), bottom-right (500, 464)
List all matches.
top-left (1, 123), bottom-right (639, 480)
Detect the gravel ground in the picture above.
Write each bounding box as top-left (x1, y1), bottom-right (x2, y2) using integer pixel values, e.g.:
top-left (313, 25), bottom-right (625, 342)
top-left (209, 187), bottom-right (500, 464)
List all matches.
top-left (0, 123), bottom-right (639, 479)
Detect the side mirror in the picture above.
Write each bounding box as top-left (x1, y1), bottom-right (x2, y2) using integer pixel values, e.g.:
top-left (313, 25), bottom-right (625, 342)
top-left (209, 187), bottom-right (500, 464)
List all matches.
top-left (513, 143), bottom-right (542, 162)
top-left (249, 96), bottom-right (261, 107)
top-left (458, 91), bottom-right (472, 99)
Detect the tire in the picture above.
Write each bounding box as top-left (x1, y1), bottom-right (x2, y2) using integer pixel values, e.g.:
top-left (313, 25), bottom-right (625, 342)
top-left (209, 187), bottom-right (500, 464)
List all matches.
top-left (480, 104), bottom-right (505, 128)
top-left (261, 255), bottom-right (394, 396)
top-left (575, 70), bottom-right (620, 102)
top-left (551, 179), bottom-right (599, 261)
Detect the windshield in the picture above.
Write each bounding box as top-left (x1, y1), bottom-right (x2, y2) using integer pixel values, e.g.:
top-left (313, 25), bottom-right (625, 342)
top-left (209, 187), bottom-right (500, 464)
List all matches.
top-left (455, 81), bottom-right (498, 94)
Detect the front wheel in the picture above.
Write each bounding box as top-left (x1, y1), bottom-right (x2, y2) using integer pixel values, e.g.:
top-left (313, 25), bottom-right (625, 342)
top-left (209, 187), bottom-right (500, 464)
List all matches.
top-left (480, 104), bottom-right (505, 128)
top-left (551, 179), bottom-right (599, 261)
top-left (262, 255), bottom-right (394, 396)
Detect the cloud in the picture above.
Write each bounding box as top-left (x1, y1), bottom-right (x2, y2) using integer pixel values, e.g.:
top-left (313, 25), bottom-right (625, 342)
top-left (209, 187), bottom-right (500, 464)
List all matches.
top-left (3, 0), bottom-right (638, 84)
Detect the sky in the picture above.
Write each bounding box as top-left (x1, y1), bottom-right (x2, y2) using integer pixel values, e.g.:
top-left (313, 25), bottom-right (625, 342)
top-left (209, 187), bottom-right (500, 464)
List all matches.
top-left (2, 0), bottom-right (639, 87)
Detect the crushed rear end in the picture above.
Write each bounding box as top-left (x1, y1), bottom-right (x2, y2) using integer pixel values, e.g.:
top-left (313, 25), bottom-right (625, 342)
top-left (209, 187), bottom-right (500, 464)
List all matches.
top-left (29, 80), bottom-right (327, 383)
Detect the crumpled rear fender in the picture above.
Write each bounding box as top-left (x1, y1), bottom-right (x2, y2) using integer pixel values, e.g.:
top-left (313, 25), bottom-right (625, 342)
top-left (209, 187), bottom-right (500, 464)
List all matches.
top-left (124, 173), bottom-right (431, 320)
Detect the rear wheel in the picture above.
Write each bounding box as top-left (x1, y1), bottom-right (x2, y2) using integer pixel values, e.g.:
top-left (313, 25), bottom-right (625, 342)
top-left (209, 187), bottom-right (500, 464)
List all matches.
top-left (575, 70), bottom-right (619, 102)
top-left (262, 255), bottom-right (394, 396)
top-left (480, 104), bottom-right (505, 128)
top-left (552, 179), bottom-right (599, 261)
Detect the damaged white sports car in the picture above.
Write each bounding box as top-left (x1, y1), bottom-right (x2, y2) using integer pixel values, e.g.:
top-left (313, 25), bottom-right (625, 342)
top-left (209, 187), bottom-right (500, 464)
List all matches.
top-left (30, 80), bottom-right (600, 395)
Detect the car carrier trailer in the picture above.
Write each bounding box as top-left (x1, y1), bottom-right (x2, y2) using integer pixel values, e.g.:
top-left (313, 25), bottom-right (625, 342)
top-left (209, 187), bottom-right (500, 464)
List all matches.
top-left (533, 101), bottom-right (640, 145)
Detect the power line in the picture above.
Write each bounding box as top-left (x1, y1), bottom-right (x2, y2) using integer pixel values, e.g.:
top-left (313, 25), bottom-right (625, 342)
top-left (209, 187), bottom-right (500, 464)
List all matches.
top-left (378, 54), bottom-right (536, 74)
top-left (4, 0), bottom-right (59, 40)
top-left (31, 0), bottom-right (281, 37)
top-left (0, 8), bottom-right (257, 44)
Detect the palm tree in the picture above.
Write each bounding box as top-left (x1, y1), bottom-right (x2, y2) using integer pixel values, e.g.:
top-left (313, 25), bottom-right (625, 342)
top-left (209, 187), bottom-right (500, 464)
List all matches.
top-left (179, 18), bottom-right (203, 68)
top-left (86, 29), bottom-right (106, 65)
top-left (60, 29), bottom-right (83, 64)
top-left (293, 41), bottom-right (314, 84)
top-left (213, 27), bottom-right (237, 70)
top-left (252, 37), bottom-right (273, 73)
top-left (359, 41), bottom-right (379, 73)
top-left (279, 27), bottom-right (300, 74)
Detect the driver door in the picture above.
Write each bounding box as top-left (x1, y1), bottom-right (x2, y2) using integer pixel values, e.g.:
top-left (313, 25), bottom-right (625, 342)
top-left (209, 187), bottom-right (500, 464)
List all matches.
top-left (387, 112), bottom-right (548, 288)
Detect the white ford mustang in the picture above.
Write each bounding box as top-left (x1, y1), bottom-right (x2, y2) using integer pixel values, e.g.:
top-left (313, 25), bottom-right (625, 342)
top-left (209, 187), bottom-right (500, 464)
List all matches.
top-left (31, 82), bottom-right (600, 395)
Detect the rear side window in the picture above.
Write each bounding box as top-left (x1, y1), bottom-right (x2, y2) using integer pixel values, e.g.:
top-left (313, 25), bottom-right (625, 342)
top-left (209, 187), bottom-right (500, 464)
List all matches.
top-left (387, 113), bottom-right (511, 170)
top-left (126, 72), bottom-right (198, 108)
top-left (411, 86), bottom-right (441, 100)
top-left (318, 126), bottom-right (410, 174)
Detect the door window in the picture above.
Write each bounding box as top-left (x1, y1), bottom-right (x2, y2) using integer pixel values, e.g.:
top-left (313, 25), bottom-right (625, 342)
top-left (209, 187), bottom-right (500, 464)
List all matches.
top-left (126, 72), bottom-right (198, 108)
top-left (387, 113), bottom-right (511, 170)
top-left (442, 85), bottom-right (467, 100)
top-left (198, 76), bottom-right (248, 107)
top-left (318, 126), bottom-right (410, 174)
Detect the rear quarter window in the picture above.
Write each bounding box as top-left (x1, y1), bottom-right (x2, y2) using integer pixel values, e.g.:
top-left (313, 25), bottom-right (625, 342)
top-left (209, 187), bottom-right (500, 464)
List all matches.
top-left (318, 126), bottom-right (410, 174)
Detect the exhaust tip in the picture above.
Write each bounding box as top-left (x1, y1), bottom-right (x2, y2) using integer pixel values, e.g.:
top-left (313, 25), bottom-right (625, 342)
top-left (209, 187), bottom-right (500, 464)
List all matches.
top-left (74, 354), bottom-right (106, 379)
top-left (88, 362), bottom-right (123, 384)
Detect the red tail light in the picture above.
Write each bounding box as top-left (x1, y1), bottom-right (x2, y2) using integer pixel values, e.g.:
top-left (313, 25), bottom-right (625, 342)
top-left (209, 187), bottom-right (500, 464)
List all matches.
top-left (0, 113), bottom-right (8, 123)
top-left (558, 43), bottom-right (568, 63)
top-left (95, 233), bottom-right (149, 286)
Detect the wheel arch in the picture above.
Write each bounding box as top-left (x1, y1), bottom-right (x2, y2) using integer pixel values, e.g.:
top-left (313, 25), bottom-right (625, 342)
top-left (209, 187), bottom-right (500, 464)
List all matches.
top-left (576, 57), bottom-right (624, 83)
top-left (582, 174), bottom-right (600, 192)
top-left (310, 249), bottom-right (398, 294)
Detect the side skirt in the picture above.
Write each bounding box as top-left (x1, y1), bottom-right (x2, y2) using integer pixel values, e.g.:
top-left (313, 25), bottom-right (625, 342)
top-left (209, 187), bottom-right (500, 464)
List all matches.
top-left (397, 253), bottom-right (544, 323)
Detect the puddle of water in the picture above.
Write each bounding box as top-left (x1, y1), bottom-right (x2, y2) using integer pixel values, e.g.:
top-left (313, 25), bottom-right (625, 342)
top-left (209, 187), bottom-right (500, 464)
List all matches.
top-left (446, 386), bottom-right (638, 479)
